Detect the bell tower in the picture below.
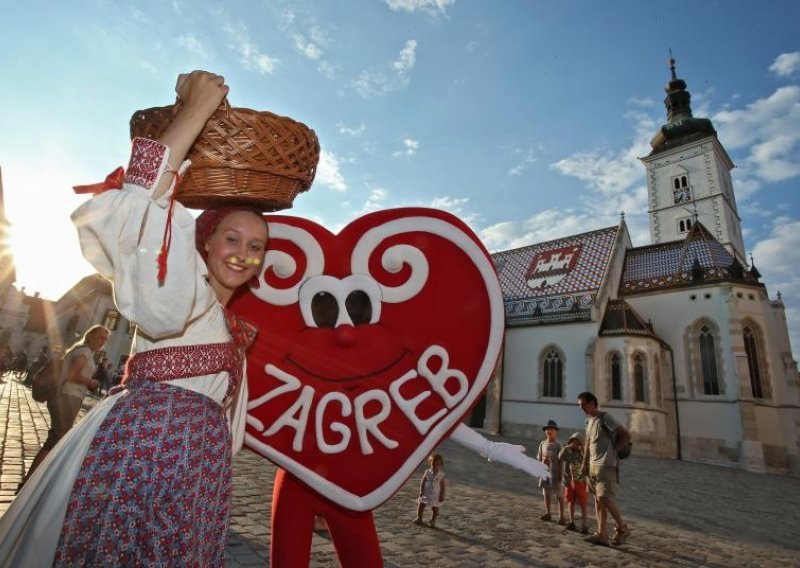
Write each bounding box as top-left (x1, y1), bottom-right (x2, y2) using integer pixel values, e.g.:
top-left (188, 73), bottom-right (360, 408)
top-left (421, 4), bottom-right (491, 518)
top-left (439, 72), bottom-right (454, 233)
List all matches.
top-left (640, 54), bottom-right (746, 264)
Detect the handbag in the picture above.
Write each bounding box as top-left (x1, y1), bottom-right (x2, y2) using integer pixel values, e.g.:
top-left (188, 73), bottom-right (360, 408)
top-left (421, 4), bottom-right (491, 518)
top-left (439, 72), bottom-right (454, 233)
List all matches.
top-left (31, 356), bottom-right (64, 402)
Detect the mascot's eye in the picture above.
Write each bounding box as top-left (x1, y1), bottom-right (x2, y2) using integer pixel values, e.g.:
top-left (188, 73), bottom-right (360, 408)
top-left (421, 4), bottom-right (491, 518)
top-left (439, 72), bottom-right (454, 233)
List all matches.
top-left (311, 292), bottom-right (338, 328)
top-left (345, 290), bottom-right (372, 325)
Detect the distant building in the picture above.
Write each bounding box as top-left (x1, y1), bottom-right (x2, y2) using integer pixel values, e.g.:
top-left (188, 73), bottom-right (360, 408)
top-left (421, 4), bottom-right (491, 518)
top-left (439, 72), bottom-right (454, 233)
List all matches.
top-left (48, 274), bottom-right (133, 372)
top-left (482, 60), bottom-right (800, 477)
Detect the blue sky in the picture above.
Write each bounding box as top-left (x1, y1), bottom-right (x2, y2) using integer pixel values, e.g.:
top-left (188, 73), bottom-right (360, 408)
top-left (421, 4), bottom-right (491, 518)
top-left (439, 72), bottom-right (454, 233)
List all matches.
top-left (1, 0), bottom-right (799, 347)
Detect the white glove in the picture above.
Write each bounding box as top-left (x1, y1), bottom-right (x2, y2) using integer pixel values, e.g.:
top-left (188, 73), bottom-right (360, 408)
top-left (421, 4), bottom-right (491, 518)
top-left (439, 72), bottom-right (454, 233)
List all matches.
top-left (483, 441), bottom-right (551, 480)
top-left (450, 424), bottom-right (551, 481)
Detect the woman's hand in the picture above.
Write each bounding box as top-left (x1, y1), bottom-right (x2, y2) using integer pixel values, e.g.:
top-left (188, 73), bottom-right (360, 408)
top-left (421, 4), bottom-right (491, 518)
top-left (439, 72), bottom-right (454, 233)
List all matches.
top-left (152, 70), bottom-right (229, 200)
top-left (175, 71), bottom-right (229, 123)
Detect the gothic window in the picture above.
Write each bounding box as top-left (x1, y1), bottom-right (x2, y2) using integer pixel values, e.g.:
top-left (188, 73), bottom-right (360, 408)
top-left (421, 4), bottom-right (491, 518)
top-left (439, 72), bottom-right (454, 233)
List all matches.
top-left (103, 309), bottom-right (120, 332)
top-left (633, 352), bottom-right (647, 402)
top-left (699, 324), bottom-right (720, 395)
top-left (678, 218), bottom-right (693, 233)
top-left (541, 347), bottom-right (564, 398)
top-left (743, 324), bottom-right (765, 399)
top-left (610, 352), bottom-right (622, 400)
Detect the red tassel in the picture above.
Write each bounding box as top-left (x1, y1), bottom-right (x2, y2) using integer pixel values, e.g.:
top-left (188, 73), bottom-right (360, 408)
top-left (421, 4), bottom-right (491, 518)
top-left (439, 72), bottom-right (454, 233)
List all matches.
top-left (156, 169), bottom-right (181, 286)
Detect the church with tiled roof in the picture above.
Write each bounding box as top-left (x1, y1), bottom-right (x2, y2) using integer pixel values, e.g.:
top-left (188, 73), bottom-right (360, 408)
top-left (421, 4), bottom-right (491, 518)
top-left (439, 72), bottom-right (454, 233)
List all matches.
top-left (480, 59), bottom-right (800, 477)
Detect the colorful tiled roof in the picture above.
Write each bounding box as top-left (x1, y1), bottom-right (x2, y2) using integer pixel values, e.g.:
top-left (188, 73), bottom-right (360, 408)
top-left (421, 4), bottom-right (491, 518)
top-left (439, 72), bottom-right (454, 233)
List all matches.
top-left (599, 299), bottom-right (657, 338)
top-left (492, 225), bottom-right (619, 326)
top-left (621, 222), bottom-right (756, 294)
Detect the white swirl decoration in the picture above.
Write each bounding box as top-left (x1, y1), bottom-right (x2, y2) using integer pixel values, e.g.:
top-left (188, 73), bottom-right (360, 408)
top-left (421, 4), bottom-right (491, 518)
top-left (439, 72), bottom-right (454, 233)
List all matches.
top-left (250, 223), bottom-right (325, 306)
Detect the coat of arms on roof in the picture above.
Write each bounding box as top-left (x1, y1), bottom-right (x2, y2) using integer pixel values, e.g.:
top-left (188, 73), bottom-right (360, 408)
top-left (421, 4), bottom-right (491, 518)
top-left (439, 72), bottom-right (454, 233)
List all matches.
top-left (525, 245), bottom-right (582, 290)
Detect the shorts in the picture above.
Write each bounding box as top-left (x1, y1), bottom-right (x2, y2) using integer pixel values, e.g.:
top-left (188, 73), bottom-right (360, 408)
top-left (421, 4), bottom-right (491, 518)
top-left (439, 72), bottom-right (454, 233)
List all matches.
top-left (564, 480), bottom-right (588, 507)
top-left (541, 482), bottom-right (563, 499)
top-left (588, 465), bottom-right (617, 499)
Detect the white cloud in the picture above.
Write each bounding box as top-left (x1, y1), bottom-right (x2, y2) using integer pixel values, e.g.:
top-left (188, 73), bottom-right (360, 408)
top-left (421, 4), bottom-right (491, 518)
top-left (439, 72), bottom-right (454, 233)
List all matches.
top-left (713, 85), bottom-right (800, 184)
top-left (385, 0), bottom-right (455, 16)
top-left (337, 122), bottom-right (366, 137)
top-left (550, 111), bottom-right (655, 198)
top-left (751, 216), bottom-right (800, 351)
top-left (178, 34), bottom-right (209, 59)
top-left (316, 149), bottom-right (347, 192)
top-left (393, 138), bottom-right (419, 157)
top-left (769, 52), bottom-right (800, 78)
top-left (393, 40), bottom-right (417, 73)
top-left (292, 34), bottom-right (323, 60)
top-left (353, 40), bottom-right (418, 98)
top-left (354, 187), bottom-right (389, 216)
top-left (224, 23), bottom-right (279, 75)
top-left (508, 148), bottom-right (537, 176)
top-left (627, 96), bottom-right (655, 107)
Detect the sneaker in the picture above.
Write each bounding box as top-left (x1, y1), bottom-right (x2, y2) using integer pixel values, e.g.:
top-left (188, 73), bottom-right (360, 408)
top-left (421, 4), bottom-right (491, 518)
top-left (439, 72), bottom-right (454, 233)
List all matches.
top-left (585, 533), bottom-right (610, 546)
top-left (611, 525), bottom-right (631, 545)
top-left (557, 517), bottom-right (568, 526)
top-left (412, 517), bottom-right (424, 525)
top-left (539, 513), bottom-right (552, 522)
top-left (566, 522), bottom-right (577, 532)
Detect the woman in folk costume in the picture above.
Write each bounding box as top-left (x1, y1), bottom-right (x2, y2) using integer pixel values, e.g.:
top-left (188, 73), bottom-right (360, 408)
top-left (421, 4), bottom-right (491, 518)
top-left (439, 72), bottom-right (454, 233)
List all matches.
top-left (0, 71), bottom-right (266, 566)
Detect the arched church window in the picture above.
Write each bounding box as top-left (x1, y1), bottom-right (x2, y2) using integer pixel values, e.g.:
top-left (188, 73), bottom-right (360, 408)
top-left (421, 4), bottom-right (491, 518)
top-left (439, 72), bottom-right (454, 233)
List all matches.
top-left (633, 352), bottom-right (647, 402)
top-left (743, 325), bottom-right (764, 399)
top-left (610, 352), bottom-right (622, 400)
top-left (541, 347), bottom-right (564, 398)
top-left (699, 325), bottom-right (720, 395)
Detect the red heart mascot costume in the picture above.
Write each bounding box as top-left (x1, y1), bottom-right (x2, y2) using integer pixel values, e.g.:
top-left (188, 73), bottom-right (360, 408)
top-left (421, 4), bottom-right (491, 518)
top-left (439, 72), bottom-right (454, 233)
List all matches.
top-left (230, 208), bottom-right (548, 566)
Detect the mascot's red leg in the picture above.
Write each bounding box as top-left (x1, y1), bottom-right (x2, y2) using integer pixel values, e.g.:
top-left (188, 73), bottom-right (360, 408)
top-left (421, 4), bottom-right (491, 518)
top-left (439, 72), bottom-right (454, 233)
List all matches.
top-left (271, 468), bottom-right (315, 567)
top-left (270, 469), bottom-right (383, 567)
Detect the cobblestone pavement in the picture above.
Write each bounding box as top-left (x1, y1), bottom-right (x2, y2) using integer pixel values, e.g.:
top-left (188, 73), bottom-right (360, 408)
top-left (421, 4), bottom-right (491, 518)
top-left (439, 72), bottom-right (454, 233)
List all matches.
top-left (2, 375), bottom-right (799, 567)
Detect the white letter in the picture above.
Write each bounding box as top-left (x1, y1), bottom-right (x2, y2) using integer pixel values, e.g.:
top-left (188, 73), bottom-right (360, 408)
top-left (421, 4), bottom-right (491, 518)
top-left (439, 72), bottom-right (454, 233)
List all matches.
top-left (389, 369), bottom-right (446, 435)
top-left (316, 392), bottom-right (353, 454)
top-left (418, 345), bottom-right (468, 408)
top-left (246, 364), bottom-right (302, 431)
top-left (264, 385), bottom-right (315, 452)
top-left (353, 389), bottom-right (399, 455)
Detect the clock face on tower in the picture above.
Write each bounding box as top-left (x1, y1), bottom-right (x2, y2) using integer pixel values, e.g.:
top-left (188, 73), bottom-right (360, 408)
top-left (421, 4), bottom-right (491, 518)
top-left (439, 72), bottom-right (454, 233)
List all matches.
top-left (673, 189), bottom-right (691, 203)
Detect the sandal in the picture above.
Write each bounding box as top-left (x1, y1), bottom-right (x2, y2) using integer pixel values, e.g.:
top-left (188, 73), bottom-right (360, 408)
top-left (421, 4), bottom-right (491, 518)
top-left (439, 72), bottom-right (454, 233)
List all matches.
top-left (611, 525), bottom-right (631, 545)
top-left (539, 513), bottom-right (552, 521)
top-left (585, 533), bottom-right (610, 546)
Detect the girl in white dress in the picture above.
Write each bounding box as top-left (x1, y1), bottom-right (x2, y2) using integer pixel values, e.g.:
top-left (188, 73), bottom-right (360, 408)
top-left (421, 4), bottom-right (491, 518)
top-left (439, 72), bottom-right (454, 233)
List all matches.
top-left (414, 453), bottom-right (446, 528)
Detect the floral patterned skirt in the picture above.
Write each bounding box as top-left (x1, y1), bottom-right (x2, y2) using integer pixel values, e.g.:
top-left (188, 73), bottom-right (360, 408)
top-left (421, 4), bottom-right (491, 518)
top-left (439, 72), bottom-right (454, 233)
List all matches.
top-left (54, 381), bottom-right (232, 567)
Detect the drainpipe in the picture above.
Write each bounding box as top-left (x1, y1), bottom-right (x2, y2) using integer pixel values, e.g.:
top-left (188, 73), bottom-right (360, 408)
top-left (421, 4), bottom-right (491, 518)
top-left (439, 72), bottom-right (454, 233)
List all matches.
top-left (666, 343), bottom-right (683, 460)
top-left (497, 335), bottom-right (506, 435)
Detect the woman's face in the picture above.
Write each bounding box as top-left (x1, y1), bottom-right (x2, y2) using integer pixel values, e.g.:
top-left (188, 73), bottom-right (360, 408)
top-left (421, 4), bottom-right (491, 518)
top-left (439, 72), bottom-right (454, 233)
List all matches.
top-left (88, 330), bottom-right (110, 352)
top-left (205, 210), bottom-right (268, 302)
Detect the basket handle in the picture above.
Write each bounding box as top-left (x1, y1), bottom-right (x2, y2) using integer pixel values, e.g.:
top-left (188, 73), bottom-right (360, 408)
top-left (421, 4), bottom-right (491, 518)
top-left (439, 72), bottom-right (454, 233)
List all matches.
top-left (171, 97), bottom-right (231, 120)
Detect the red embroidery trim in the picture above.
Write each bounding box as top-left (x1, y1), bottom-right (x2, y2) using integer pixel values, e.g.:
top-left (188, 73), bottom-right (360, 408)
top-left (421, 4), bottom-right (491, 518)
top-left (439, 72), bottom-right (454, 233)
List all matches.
top-left (124, 342), bottom-right (243, 400)
top-left (125, 138), bottom-right (167, 189)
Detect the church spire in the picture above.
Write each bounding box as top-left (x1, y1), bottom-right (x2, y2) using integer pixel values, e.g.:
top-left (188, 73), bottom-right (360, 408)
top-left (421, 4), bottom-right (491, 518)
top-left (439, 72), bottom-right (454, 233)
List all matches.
top-left (649, 52), bottom-right (716, 155)
top-left (665, 50), bottom-right (693, 123)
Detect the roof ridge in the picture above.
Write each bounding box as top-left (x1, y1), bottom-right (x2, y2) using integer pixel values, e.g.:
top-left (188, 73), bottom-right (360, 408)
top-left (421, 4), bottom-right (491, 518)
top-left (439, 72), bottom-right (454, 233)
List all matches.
top-left (491, 224), bottom-right (618, 256)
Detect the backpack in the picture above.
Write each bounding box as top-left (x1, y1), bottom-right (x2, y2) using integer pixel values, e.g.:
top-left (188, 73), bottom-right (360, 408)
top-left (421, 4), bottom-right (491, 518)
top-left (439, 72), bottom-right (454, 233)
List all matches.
top-left (598, 411), bottom-right (633, 460)
top-left (31, 356), bottom-right (64, 402)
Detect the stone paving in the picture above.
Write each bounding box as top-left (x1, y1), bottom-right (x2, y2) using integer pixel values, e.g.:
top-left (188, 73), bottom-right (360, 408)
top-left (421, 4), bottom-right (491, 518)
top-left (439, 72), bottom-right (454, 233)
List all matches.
top-left (1, 374), bottom-right (799, 567)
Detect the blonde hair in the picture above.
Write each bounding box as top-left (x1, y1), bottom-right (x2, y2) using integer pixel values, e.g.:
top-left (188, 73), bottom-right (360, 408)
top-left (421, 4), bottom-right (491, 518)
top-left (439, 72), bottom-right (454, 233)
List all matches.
top-left (68, 325), bottom-right (110, 352)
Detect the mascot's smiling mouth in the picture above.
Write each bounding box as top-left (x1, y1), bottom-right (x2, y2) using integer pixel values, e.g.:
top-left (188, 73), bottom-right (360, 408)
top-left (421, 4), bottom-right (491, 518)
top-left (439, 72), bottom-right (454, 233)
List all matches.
top-left (284, 349), bottom-right (412, 383)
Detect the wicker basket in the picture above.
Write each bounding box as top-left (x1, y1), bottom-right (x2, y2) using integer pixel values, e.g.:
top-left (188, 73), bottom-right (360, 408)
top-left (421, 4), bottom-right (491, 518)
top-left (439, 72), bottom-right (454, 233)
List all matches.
top-left (130, 100), bottom-right (320, 211)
